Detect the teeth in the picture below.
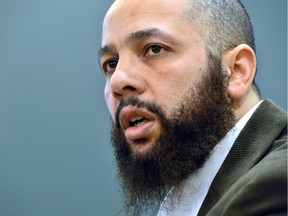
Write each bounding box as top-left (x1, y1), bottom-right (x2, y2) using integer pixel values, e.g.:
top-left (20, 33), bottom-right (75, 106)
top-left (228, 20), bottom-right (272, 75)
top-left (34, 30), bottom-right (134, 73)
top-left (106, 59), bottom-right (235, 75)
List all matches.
top-left (131, 116), bottom-right (143, 122)
top-left (134, 120), bottom-right (145, 127)
top-left (129, 116), bottom-right (147, 127)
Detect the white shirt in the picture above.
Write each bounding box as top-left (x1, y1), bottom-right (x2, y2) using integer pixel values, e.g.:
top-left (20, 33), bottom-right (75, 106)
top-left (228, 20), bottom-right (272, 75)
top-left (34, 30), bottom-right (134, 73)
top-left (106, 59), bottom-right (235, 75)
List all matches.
top-left (157, 101), bottom-right (263, 216)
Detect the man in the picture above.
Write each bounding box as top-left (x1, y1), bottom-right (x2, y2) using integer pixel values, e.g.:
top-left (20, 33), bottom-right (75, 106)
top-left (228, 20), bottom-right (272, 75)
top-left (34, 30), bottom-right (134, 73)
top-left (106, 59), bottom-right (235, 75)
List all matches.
top-left (98, 0), bottom-right (287, 215)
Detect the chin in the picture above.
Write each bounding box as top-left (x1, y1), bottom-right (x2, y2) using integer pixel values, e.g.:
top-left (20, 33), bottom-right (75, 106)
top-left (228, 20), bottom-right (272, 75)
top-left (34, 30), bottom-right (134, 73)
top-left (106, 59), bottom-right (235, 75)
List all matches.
top-left (128, 139), bottom-right (159, 159)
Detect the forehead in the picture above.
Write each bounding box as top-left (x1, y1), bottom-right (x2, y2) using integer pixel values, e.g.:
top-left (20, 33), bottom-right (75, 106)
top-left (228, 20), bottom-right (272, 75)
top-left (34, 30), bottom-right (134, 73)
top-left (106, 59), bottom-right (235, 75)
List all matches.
top-left (102, 0), bottom-right (190, 42)
top-left (106, 0), bottom-right (187, 18)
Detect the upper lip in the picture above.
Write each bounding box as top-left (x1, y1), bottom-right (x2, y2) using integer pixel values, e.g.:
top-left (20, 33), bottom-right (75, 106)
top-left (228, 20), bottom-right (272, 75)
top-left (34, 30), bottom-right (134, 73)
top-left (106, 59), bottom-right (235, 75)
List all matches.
top-left (119, 106), bottom-right (155, 130)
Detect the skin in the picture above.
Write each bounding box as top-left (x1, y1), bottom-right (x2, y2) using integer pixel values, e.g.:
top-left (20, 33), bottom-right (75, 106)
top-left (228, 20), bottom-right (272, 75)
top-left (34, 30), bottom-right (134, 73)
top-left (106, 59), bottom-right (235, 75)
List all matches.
top-left (99, 0), bottom-right (260, 156)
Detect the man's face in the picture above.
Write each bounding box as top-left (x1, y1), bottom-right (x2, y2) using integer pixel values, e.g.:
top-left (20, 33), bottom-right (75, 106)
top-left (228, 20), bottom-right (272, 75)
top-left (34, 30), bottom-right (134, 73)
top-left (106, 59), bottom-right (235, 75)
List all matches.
top-left (99, 0), bottom-right (235, 214)
top-left (100, 0), bottom-right (209, 157)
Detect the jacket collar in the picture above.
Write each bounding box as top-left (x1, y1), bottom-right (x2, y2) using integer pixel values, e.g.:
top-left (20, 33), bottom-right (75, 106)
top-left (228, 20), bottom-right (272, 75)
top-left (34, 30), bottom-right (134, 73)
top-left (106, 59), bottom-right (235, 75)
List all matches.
top-left (198, 99), bottom-right (287, 215)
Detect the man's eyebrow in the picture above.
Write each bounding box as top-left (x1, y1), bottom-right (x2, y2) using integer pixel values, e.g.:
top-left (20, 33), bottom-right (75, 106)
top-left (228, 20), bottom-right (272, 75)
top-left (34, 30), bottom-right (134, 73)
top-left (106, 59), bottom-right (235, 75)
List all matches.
top-left (98, 45), bottom-right (114, 59)
top-left (98, 28), bottom-right (173, 59)
top-left (125, 28), bottom-right (173, 44)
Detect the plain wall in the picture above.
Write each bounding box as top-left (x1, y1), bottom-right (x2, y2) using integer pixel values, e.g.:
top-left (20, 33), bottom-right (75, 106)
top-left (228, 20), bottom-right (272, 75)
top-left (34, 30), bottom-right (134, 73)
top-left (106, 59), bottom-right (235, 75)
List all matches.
top-left (0, 0), bottom-right (286, 215)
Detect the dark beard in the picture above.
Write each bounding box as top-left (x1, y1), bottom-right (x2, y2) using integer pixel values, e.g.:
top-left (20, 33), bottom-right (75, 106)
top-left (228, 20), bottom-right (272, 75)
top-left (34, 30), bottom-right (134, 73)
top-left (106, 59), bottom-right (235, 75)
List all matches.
top-left (110, 56), bottom-right (235, 215)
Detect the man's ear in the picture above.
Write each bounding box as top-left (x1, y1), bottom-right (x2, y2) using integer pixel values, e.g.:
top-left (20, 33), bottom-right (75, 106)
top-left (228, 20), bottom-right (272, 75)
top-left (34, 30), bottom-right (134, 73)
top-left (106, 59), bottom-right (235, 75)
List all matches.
top-left (222, 44), bottom-right (257, 100)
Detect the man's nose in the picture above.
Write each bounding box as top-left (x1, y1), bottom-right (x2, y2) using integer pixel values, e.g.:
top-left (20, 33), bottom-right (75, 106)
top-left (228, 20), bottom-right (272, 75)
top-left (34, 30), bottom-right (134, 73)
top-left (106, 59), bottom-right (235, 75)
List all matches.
top-left (109, 59), bottom-right (146, 100)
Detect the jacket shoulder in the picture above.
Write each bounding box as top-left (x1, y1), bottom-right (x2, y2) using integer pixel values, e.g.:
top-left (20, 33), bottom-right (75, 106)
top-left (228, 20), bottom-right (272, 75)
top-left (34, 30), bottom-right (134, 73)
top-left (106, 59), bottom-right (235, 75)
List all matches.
top-left (206, 118), bottom-right (287, 216)
top-left (208, 142), bottom-right (287, 216)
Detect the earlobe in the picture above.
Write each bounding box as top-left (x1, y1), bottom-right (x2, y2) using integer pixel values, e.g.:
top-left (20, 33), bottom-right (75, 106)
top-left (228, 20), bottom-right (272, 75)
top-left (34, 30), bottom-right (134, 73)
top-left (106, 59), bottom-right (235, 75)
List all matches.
top-left (223, 44), bottom-right (257, 100)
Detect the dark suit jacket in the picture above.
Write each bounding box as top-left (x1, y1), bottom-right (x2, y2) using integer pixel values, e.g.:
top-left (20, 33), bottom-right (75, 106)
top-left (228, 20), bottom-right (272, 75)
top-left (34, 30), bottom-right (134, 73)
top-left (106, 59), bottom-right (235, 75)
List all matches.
top-left (198, 100), bottom-right (287, 216)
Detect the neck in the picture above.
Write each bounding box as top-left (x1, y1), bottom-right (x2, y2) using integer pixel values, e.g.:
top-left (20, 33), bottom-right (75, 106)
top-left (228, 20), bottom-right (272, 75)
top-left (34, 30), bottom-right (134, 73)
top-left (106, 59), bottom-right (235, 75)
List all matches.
top-left (233, 88), bottom-right (260, 122)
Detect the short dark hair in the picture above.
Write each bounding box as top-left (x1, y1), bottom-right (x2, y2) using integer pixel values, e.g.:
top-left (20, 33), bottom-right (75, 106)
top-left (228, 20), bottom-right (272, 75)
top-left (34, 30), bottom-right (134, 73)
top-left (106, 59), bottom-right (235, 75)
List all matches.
top-left (185, 0), bottom-right (260, 96)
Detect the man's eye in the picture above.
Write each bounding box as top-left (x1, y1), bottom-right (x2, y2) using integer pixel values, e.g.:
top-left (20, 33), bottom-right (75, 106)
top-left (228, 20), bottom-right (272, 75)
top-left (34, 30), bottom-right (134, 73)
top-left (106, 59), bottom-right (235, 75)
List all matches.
top-left (103, 59), bottom-right (118, 74)
top-left (145, 45), bottom-right (165, 56)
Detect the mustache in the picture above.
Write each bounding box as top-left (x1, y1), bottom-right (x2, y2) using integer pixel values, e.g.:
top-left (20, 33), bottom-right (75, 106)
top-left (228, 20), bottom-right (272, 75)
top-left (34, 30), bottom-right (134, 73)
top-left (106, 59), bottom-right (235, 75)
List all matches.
top-left (115, 96), bottom-right (166, 129)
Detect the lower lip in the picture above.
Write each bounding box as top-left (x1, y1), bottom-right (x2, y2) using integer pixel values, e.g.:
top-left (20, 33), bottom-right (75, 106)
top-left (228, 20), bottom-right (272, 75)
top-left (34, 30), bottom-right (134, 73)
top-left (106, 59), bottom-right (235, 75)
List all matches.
top-left (124, 121), bottom-right (156, 141)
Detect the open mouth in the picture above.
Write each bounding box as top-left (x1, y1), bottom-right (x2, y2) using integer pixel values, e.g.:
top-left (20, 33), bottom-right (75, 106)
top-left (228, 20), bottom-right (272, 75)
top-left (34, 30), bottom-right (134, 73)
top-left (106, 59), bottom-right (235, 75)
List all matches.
top-left (129, 116), bottom-right (149, 127)
top-left (120, 106), bottom-right (154, 130)
top-left (118, 106), bottom-right (158, 142)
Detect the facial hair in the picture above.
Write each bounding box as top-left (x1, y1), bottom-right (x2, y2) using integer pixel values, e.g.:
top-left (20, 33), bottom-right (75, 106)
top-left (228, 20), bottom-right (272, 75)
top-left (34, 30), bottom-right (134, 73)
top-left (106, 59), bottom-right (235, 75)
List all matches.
top-left (110, 56), bottom-right (235, 216)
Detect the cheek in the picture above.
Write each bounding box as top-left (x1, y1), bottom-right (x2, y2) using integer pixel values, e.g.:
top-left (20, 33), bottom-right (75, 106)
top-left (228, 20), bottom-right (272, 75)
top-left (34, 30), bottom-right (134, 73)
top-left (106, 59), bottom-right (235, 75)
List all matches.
top-left (104, 85), bottom-right (117, 121)
top-left (150, 81), bottom-right (188, 116)
top-left (150, 69), bottom-right (203, 117)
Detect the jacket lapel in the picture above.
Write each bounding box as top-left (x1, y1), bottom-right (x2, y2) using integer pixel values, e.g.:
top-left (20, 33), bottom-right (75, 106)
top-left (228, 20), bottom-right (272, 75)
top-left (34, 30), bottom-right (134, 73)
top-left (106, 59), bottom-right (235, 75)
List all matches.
top-left (198, 100), bottom-right (287, 215)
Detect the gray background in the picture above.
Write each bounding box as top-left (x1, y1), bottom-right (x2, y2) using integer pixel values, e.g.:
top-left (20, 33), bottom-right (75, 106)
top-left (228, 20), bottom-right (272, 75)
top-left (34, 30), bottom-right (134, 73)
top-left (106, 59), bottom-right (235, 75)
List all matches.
top-left (0, 0), bottom-right (286, 215)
